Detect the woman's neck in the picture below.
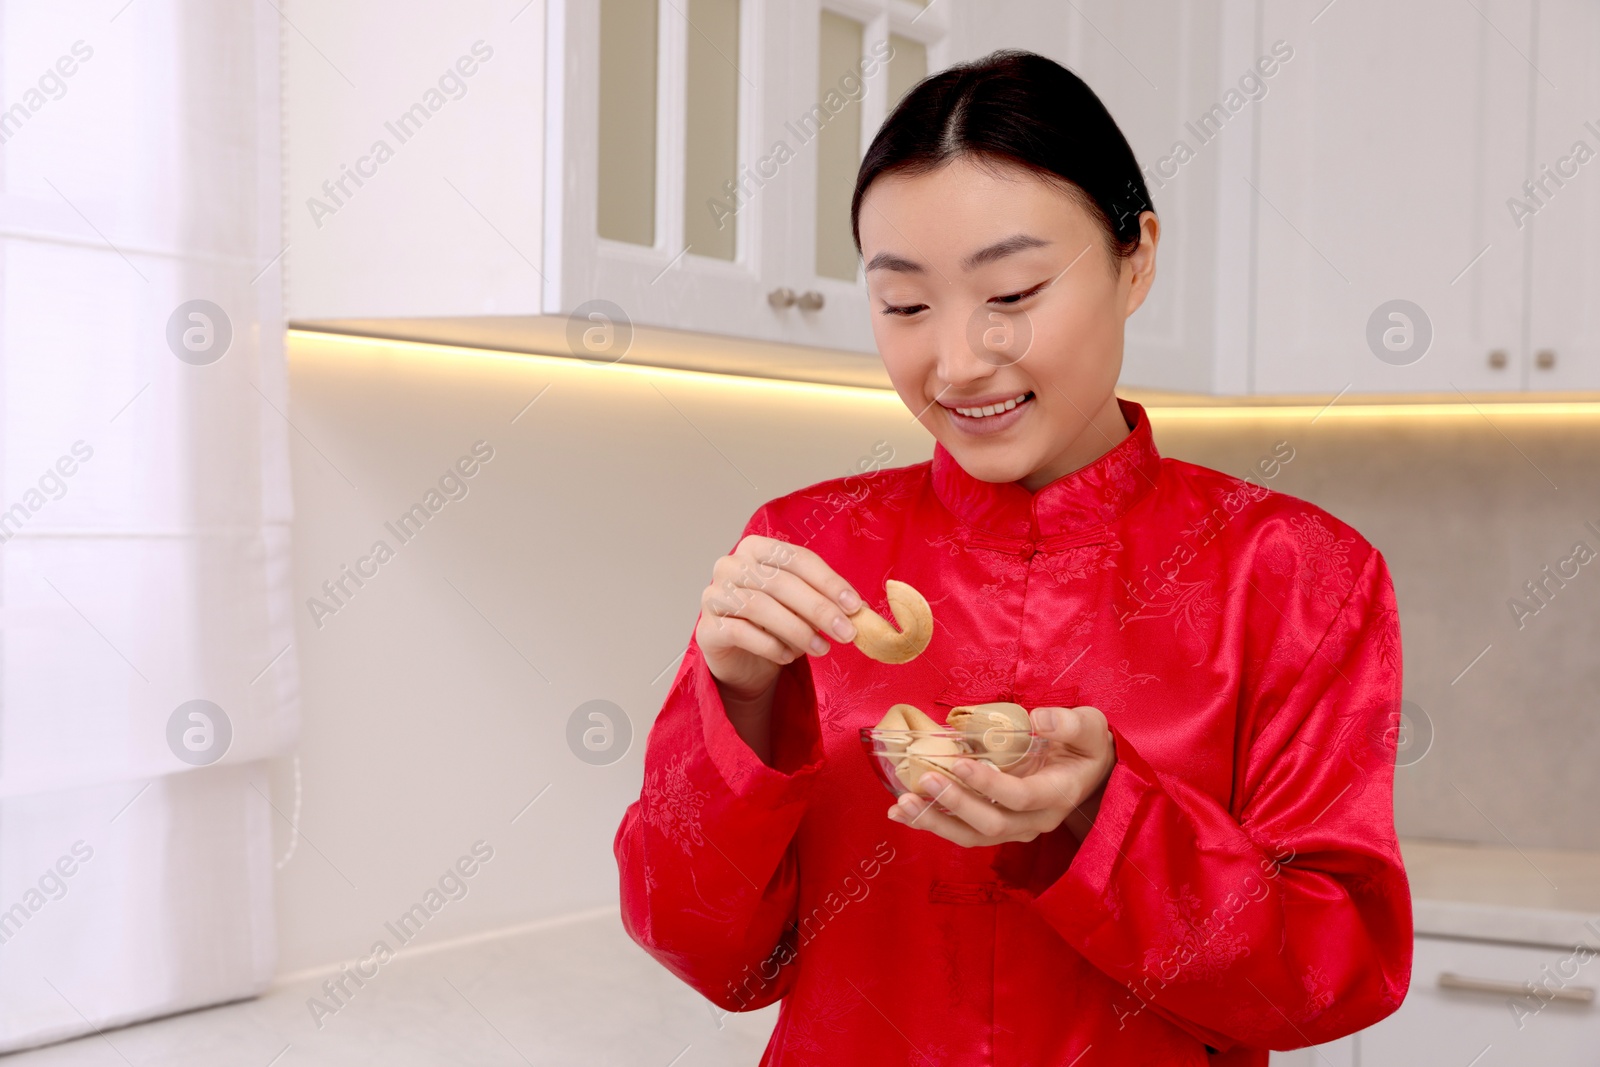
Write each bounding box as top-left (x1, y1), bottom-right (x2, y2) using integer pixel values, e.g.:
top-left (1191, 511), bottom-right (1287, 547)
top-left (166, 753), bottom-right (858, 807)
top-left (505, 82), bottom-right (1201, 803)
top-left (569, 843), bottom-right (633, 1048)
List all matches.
top-left (1017, 392), bottom-right (1131, 493)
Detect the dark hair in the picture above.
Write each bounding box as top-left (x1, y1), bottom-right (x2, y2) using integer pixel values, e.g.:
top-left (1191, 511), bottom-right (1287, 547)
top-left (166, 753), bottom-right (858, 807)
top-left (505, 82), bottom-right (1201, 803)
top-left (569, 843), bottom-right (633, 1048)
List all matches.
top-left (850, 50), bottom-right (1153, 271)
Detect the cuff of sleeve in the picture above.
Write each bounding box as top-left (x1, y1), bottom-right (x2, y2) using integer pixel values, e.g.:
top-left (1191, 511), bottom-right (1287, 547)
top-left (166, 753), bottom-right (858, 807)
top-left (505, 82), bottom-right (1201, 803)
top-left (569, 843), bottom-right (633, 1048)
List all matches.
top-left (693, 640), bottom-right (826, 809)
top-left (1029, 727), bottom-right (1158, 943)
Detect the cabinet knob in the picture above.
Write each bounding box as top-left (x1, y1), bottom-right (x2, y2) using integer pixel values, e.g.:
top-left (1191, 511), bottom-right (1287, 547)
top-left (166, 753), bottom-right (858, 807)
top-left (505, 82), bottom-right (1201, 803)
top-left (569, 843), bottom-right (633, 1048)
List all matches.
top-left (796, 290), bottom-right (825, 312)
top-left (1487, 349), bottom-right (1508, 369)
top-left (767, 287), bottom-right (796, 309)
top-left (1535, 348), bottom-right (1556, 369)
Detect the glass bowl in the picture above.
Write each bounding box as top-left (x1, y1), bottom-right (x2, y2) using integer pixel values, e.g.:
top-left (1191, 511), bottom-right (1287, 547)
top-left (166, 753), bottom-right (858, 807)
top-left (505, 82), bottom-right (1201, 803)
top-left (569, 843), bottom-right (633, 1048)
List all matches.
top-left (858, 726), bottom-right (1047, 799)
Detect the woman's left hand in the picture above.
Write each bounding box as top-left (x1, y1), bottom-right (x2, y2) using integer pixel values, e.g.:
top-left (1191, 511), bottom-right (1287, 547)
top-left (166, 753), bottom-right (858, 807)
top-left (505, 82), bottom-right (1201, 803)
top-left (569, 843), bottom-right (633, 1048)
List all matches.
top-left (886, 705), bottom-right (1116, 847)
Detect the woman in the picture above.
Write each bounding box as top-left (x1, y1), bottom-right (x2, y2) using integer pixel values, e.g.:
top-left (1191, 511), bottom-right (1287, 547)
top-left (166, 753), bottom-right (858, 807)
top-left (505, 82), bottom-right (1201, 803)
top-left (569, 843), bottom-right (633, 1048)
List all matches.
top-left (615, 50), bottom-right (1411, 1065)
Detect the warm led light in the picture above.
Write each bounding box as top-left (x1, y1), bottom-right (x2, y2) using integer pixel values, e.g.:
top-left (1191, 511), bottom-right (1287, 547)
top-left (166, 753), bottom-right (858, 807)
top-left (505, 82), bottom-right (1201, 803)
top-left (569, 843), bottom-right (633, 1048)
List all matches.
top-left (289, 329), bottom-right (1600, 417)
top-left (1142, 402), bottom-right (1600, 419)
top-left (287, 329), bottom-right (902, 404)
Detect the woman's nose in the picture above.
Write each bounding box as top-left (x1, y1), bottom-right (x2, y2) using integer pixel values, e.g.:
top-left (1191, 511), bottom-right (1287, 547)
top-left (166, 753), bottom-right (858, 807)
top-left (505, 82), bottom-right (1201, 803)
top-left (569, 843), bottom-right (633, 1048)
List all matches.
top-left (934, 304), bottom-right (1025, 385)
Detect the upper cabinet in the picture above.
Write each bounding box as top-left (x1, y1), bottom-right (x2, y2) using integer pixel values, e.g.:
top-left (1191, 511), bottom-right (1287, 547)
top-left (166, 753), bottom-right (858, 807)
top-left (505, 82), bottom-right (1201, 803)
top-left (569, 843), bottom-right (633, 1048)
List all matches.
top-left (1255, 0), bottom-right (1600, 394)
top-left (1056, 0), bottom-right (1261, 395)
top-left (538, 0), bottom-right (1599, 394)
top-left (1252, 0), bottom-right (1534, 395)
top-left (543, 0), bottom-right (949, 355)
top-left (1068, 0), bottom-right (1600, 395)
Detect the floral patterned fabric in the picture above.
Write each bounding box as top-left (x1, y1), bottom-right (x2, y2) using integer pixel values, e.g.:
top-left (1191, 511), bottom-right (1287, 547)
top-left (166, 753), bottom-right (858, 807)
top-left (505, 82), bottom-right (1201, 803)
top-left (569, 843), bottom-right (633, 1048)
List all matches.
top-left (614, 398), bottom-right (1412, 1065)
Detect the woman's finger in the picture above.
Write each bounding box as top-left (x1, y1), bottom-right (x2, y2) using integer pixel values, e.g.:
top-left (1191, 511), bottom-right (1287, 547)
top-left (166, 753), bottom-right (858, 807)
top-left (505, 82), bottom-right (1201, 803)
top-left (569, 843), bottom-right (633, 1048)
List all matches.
top-left (904, 772), bottom-right (1054, 840)
top-left (730, 565), bottom-right (858, 644)
top-left (707, 614), bottom-right (803, 665)
top-left (943, 756), bottom-right (1052, 814)
top-left (890, 794), bottom-right (988, 847)
top-left (736, 535), bottom-right (861, 614)
top-left (706, 587), bottom-right (824, 657)
top-left (890, 787), bottom-right (1047, 846)
top-left (1032, 705), bottom-right (1113, 756)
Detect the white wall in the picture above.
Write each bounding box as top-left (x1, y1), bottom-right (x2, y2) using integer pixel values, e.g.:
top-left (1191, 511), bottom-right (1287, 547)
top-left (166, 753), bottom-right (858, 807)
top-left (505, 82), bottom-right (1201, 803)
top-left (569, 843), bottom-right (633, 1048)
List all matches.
top-left (283, 0), bottom-right (545, 320)
top-left (272, 334), bottom-right (934, 975)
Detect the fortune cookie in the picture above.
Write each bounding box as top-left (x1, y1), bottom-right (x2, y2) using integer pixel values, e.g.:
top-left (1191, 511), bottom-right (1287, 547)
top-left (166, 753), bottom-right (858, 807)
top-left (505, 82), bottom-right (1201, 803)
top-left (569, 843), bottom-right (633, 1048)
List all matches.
top-left (850, 580), bottom-right (933, 664)
top-left (946, 702), bottom-right (1032, 768)
top-left (888, 704), bottom-right (961, 795)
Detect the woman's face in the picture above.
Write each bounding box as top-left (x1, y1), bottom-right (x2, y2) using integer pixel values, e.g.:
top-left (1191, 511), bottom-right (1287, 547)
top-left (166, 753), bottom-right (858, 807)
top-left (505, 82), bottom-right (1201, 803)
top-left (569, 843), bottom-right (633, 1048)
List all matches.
top-left (857, 156), bottom-right (1159, 491)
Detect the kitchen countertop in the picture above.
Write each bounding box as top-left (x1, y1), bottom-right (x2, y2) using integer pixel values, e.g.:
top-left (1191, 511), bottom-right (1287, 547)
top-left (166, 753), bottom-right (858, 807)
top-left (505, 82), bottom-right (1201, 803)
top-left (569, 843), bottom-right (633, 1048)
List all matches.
top-left (1401, 837), bottom-right (1600, 949)
top-left (1, 907), bottom-right (782, 1067)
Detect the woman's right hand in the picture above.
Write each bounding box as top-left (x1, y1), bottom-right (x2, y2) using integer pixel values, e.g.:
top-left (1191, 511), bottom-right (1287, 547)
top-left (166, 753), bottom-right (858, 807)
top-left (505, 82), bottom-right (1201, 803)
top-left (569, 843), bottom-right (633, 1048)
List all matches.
top-left (696, 535), bottom-right (863, 702)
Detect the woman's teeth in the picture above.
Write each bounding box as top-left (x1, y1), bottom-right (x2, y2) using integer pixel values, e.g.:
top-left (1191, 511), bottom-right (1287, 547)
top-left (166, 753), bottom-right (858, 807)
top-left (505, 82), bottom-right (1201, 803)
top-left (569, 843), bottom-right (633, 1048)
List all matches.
top-left (953, 392), bottom-right (1033, 418)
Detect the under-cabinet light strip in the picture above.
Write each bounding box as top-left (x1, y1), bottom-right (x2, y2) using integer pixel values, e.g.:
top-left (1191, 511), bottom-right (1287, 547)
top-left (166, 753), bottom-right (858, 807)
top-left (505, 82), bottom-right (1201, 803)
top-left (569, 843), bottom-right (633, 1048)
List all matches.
top-left (288, 330), bottom-right (1600, 417)
top-left (288, 329), bottom-right (896, 403)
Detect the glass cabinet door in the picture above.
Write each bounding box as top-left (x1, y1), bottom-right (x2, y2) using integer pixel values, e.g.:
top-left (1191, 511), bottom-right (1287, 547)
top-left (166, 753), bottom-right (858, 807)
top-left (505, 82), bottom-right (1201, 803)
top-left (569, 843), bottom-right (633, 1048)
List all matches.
top-left (772, 0), bottom-right (946, 353)
top-left (547, 0), bottom-right (945, 354)
top-left (549, 0), bottom-right (783, 347)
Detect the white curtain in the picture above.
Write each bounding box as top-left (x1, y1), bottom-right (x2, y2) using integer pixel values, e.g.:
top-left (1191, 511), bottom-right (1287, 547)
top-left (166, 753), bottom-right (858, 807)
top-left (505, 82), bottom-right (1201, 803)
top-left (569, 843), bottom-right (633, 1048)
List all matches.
top-left (0, 0), bottom-right (296, 1051)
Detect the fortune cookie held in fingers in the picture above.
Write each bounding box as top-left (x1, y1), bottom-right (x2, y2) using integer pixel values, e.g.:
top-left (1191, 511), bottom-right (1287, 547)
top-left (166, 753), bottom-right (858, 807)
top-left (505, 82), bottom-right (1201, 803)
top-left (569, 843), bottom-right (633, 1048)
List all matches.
top-left (850, 580), bottom-right (933, 664)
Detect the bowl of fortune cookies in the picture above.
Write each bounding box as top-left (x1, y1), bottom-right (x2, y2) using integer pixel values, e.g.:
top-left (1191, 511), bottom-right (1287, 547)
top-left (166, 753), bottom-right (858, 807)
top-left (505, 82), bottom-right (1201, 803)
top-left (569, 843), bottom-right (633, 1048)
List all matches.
top-left (859, 701), bottom-right (1047, 799)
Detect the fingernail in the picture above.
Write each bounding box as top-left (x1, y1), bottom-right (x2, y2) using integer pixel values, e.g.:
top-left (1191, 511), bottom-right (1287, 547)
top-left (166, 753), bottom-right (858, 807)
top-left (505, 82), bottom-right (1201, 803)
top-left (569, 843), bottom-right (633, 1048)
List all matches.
top-left (1034, 707), bottom-right (1055, 731)
top-left (809, 636), bottom-right (829, 655)
top-left (952, 760), bottom-right (973, 778)
top-left (839, 589), bottom-right (861, 612)
top-left (922, 775), bottom-right (945, 796)
top-left (831, 616), bottom-right (856, 640)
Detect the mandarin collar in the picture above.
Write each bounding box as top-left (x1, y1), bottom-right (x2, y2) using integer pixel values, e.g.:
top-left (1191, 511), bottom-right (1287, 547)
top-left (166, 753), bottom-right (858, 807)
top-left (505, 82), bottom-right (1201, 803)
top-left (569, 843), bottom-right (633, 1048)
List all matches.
top-left (930, 397), bottom-right (1162, 540)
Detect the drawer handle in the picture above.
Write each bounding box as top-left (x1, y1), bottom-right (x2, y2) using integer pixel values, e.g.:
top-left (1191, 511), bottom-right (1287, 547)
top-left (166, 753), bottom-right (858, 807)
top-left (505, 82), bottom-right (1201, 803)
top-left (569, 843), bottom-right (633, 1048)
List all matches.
top-left (1439, 972), bottom-right (1597, 1004)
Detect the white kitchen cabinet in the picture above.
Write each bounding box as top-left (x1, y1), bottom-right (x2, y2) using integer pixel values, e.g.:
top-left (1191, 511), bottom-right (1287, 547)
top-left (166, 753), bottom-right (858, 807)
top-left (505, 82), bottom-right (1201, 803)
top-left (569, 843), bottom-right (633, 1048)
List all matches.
top-left (1060, 0), bottom-right (1260, 395)
top-left (1361, 935), bottom-right (1599, 1064)
top-left (1069, 0), bottom-right (1600, 397)
top-left (1250, 0), bottom-right (1600, 396)
top-left (1521, 0), bottom-right (1600, 391)
top-left (1272, 934), bottom-right (1600, 1066)
top-left (1251, 0), bottom-right (1534, 396)
top-left (542, 0), bottom-right (949, 355)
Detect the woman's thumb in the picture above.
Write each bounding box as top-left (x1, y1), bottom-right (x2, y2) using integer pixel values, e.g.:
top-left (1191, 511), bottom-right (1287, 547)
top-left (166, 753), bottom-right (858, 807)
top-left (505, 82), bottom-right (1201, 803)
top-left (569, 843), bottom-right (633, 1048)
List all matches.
top-left (1032, 705), bottom-right (1071, 736)
top-left (1033, 704), bottom-right (1108, 742)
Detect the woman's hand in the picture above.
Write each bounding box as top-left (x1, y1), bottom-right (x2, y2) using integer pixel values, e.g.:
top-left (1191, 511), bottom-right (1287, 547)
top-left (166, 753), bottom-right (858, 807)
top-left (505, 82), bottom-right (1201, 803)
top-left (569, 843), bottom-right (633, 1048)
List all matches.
top-left (887, 705), bottom-right (1116, 846)
top-left (696, 535), bottom-right (862, 702)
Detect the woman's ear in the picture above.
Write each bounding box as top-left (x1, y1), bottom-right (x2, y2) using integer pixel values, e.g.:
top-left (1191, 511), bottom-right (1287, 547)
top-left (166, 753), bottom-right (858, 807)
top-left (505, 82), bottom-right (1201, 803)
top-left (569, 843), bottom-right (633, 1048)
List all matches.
top-left (1121, 210), bottom-right (1161, 319)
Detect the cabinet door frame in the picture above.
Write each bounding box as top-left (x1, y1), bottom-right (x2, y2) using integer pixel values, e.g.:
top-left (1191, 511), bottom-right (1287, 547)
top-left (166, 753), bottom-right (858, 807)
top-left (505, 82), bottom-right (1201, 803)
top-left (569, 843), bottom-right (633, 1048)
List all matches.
top-left (769, 0), bottom-right (953, 354)
top-left (1064, 0), bottom-right (1260, 396)
top-left (543, 0), bottom-right (954, 355)
top-left (543, 0), bottom-right (793, 344)
top-left (1523, 0), bottom-right (1600, 391)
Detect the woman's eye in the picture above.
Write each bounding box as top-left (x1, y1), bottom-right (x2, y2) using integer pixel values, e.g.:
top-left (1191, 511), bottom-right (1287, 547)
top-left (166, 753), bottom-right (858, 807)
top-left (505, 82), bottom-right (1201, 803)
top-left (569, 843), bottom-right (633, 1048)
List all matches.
top-left (880, 303), bottom-right (927, 317)
top-left (991, 283), bottom-right (1047, 306)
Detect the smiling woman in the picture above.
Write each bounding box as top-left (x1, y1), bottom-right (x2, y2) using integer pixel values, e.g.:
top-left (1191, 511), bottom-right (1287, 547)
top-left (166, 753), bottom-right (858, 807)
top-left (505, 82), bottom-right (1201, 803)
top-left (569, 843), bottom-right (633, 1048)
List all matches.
top-left (852, 50), bottom-right (1159, 492)
top-left (617, 49), bottom-right (1412, 1067)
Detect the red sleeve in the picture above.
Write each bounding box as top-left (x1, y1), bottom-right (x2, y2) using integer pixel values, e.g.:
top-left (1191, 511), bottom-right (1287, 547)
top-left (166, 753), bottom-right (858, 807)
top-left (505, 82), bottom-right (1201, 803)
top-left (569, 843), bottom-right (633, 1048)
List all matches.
top-left (613, 506), bottom-right (826, 1012)
top-left (1030, 545), bottom-right (1413, 1052)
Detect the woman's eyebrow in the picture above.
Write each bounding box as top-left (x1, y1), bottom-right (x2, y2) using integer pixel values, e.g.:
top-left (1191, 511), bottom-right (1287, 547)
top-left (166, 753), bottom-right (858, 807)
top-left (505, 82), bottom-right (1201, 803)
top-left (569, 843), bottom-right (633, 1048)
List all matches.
top-left (865, 251), bottom-right (924, 273)
top-left (864, 233), bottom-right (1052, 274)
top-left (963, 233), bottom-right (1051, 270)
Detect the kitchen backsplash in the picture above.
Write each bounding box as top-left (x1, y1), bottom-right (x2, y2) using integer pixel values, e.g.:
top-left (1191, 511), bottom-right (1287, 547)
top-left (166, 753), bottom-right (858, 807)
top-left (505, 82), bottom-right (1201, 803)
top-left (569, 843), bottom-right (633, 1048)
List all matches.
top-left (1154, 409), bottom-right (1600, 852)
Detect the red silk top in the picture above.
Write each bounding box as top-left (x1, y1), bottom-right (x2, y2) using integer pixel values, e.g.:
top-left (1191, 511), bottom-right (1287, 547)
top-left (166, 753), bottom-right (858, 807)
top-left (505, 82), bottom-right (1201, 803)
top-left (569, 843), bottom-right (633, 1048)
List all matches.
top-left (615, 398), bottom-right (1411, 1065)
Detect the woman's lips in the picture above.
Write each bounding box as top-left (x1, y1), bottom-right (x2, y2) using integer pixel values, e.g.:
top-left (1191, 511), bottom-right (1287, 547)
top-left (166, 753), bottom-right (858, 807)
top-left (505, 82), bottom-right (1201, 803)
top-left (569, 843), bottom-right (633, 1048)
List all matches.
top-left (943, 391), bottom-right (1035, 436)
